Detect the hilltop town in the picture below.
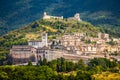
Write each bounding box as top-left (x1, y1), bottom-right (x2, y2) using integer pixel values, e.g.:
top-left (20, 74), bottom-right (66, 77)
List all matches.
top-left (10, 12), bottom-right (120, 65)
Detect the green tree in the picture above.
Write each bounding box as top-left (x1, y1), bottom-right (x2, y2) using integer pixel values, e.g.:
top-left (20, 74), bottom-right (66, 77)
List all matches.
top-left (68, 74), bottom-right (75, 80)
top-left (37, 57), bottom-right (43, 66)
top-left (77, 59), bottom-right (86, 70)
top-left (87, 58), bottom-right (118, 72)
top-left (0, 72), bottom-right (8, 80)
top-left (28, 61), bottom-right (33, 66)
top-left (56, 57), bottom-right (66, 72)
top-left (43, 58), bottom-right (47, 66)
top-left (66, 61), bottom-right (75, 72)
top-left (47, 60), bottom-right (57, 71)
top-left (76, 70), bottom-right (91, 80)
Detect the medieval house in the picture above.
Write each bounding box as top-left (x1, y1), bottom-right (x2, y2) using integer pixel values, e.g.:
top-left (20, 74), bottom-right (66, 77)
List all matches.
top-left (10, 31), bottom-right (120, 65)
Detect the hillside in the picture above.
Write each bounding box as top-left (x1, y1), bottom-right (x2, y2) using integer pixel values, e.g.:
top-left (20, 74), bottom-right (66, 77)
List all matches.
top-left (0, 18), bottom-right (102, 63)
top-left (0, 0), bottom-right (120, 35)
top-left (0, 18), bottom-right (120, 65)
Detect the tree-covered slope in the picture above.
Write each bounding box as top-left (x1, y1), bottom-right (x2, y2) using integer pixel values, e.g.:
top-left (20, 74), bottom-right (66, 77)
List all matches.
top-left (0, 0), bottom-right (120, 35)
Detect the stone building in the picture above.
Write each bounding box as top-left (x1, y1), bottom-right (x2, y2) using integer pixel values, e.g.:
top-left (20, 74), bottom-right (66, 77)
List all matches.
top-left (43, 12), bottom-right (63, 19)
top-left (60, 33), bottom-right (83, 47)
top-left (10, 45), bottom-right (65, 65)
top-left (36, 46), bottom-right (49, 61)
top-left (58, 33), bottom-right (112, 55)
top-left (10, 32), bottom-right (119, 65)
top-left (10, 32), bottom-right (65, 65)
top-left (98, 32), bottom-right (109, 41)
top-left (68, 13), bottom-right (82, 21)
top-left (10, 32), bottom-right (48, 65)
top-left (82, 45), bottom-right (97, 55)
top-left (28, 32), bottom-right (48, 48)
top-left (45, 50), bottom-right (64, 61)
top-left (10, 46), bottom-right (37, 64)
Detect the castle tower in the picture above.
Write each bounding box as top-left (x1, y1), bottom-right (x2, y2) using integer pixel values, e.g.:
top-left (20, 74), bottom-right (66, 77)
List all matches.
top-left (74, 13), bottom-right (81, 21)
top-left (44, 12), bottom-right (47, 17)
top-left (98, 32), bottom-right (102, 39)
top-left (42, 32), bottom-right (48, 47)
top-left (43, 12), bottom-right (50, 19)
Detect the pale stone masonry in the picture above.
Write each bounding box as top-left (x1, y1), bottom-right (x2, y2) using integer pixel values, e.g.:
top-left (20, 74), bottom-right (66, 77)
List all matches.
top-left (43, 12), bottom-right (82, 21)
top-left (43, 12), bottom-right (63, 19)
top-left (10, 32), bottom-right (120, 65)
top-left (28, 32), bottom-right (48, 48)
top-left (98, 32), bottom-right (110, 41)
top-left (68, 13), bottom-right (82, 21)
top-left (59, 32), bottom-right (120, 55)
top-left (10, 46), bottom-right (65, 65)
top-left (10, 46), bottom-right (37, 64)
top-left (10, 32), bottom-right (66, 65)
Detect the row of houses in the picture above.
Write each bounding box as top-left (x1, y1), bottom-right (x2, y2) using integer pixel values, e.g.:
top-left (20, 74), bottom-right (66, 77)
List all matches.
top-left (10, 32), bottom-right (120, 65)
top-left (59, 33), bottom-right (120, 54)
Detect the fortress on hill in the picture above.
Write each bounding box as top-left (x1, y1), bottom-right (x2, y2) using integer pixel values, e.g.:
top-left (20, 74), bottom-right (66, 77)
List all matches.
top-left (43, 12), bottom-right (82, 21)
top-left (43, 12), bottom-right (63, 19)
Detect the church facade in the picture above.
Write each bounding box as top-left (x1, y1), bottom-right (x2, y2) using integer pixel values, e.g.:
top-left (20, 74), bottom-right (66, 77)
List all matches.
top-left (10, 32), bottom-right (65, 65)
top-left (28, 32), bottom-right (48, 48)
top-left (10, 32), bottom-right (49, 65)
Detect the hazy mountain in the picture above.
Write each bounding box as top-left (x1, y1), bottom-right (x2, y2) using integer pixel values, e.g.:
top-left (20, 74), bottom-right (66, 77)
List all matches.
top-left (0, 0), bottom-right (120, 35)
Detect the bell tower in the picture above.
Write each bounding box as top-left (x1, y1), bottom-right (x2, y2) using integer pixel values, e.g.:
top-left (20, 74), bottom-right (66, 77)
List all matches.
top-left (74, 13), bottom-right (81, 21)
top-left (42, 32), bottom-right (48, 47)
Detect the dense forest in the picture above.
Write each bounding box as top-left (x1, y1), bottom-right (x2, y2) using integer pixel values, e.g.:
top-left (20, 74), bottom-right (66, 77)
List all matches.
top-left (0, 57), bottom-right (120, 80)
